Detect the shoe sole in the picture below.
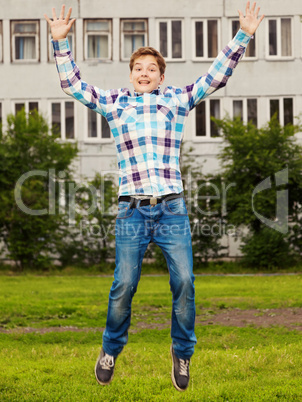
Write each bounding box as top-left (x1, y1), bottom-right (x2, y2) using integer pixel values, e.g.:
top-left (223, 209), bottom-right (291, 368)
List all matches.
top-left (170, 345), bottom-right (187, 392)
top-left (94, 359), bottom-right (114, 386)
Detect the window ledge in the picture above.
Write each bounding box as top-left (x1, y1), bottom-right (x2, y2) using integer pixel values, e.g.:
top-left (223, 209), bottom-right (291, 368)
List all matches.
top-left (84, 59), bottom-right (113, 66)
top-left (55, 138), bottom-right (77, 143)
top-left (265, 56), bottom-right (295, 62)
top-left (193, 137), bottom-right (223, 143)
top-left (83, 139), bottom-right (113, 144)
top-left (11, 60), bottom-right (40, 64)
top-left (165, 59), bottom-right (186, 63)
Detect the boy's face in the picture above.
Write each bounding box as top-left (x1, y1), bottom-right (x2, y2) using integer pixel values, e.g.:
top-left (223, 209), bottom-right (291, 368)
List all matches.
top-left (130, 55), bottom-right (165, 94)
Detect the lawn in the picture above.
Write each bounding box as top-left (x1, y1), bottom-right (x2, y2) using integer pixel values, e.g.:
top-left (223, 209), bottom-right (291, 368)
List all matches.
top-left (0, 274), bottom-right (302, 401)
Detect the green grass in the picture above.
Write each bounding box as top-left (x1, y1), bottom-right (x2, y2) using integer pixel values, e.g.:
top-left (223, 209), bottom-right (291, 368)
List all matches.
top-left (1, 275), bottom-right (302, 329)
top-left (0, 274), bottom-right (302, 400)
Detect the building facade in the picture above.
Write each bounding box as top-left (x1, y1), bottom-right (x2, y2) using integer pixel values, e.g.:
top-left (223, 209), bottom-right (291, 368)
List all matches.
top-left (0, 0), bottom-right (302, 255)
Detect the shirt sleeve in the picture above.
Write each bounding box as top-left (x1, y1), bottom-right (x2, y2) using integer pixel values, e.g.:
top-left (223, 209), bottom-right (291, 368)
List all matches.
top-left (176, 29), bottom-right (252, 111)
top-left (52, 38), bottom-right (119, 117)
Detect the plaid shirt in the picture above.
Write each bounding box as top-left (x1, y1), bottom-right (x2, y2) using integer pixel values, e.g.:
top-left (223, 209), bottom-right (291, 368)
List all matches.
top-left (53, 29), bottom-right (251, 197)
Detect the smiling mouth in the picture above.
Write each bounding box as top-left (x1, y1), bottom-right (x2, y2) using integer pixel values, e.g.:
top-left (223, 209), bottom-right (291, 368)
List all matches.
top-left (139, 81), bottom-right (150, 85)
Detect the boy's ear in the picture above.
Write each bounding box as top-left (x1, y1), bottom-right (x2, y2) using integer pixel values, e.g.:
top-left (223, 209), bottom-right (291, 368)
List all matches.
top-left (129, 72), bottom-right (133, 83)
top-left (159, 74), bottom-right (165, 85)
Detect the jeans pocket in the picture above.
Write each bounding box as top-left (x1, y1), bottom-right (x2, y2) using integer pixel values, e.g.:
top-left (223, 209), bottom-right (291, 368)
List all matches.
top-left (116, 201), bottom-right (135, 219)
top-left (165, 198), bottom-right (188, 216)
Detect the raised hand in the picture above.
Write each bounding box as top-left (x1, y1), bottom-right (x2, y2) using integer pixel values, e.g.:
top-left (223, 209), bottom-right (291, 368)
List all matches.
top-left (44, 4), bottom-right (75, 40)
top-left (238, 1), bottom-right (264, 35)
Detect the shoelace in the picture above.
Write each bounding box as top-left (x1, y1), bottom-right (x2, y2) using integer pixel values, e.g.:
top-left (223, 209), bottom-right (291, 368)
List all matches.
top-left (179, 359), bottom-right (190, 377)
top-left (100, 353), bottom-right (114, 371)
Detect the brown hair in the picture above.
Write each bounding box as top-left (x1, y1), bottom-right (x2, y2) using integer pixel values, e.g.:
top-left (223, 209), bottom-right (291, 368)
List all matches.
top-left (129, 47), bottom-right (166, 76)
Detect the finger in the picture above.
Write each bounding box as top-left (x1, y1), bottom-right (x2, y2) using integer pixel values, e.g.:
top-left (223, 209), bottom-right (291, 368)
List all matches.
top-left (44, 13), bottom-right (51, 24)
top-left (251, 2), bottom-right (256, 13)
top-left (255, 14), bottom-right (265, 29)
top-left (255, 6), bottom-right (260, 19)
top-left (245, 1), bottom-right (250, 15)
top-left (258, 14), bottom-right (265, 24)
top-left (52, 7), bottom-right (57, 20)
top-left (59, 4), bottom-right (65, 20)
top-left (65, 7), bottom-right (72, 23)
top-left (68, 18), bottom-right (76, 29)
top-left (238, 9), bottom-right (244, 20)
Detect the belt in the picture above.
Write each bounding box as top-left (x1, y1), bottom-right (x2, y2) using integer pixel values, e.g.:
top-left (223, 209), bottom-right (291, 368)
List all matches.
top-left (118, 192), bottom-right (184, 208)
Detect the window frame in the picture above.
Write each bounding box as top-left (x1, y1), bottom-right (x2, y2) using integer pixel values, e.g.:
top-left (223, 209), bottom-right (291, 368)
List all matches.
top-left (0, 21), bottom-right (3, 63)
top-left (84, 108), bottom-right (112, 143)
top-left (232, 98), bottom-right (259, 127)
top-left (157, 19), bottom-right (184, 62)
top-left (266, 17), bottom-right (294, 60)
top-left (49, 100), bottom-right (77, 141)
top-left (268, 97), bottom-right (295, 126)
top-left (192, 18), bottom-right (221, 61)
top-left (11, 20), bottom-right (40, 63)
top-left (120, 19), bottom-right (148, 61)
top-left (194, 98), bottom-right (222, 141)
top-left (84, 19), bottom-right (112, 61)
top-left (12, 100), bottom-right (40, 115)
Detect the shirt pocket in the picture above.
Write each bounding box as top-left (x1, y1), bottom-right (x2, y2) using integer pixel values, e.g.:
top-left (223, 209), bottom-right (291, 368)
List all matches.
top-left (116, 103), bottom-right (137, 125)
top-left (157, 98), bottom-right (177, 122)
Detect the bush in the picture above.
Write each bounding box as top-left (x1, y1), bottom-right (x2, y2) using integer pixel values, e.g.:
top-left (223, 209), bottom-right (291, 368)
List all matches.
top-left (215, 116), bottom-right (302, 268)
top-left (240, 226), bottom-right (294, 269)
top-left (0, 110), bottom-right (78, 270)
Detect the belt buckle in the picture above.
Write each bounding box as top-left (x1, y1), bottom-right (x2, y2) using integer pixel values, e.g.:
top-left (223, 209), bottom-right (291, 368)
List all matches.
top-left (150, 197), bottom-right (157, 206)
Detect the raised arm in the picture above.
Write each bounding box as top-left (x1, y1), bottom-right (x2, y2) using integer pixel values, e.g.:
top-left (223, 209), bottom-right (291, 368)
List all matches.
top-left (44, 4), bottom-right (75, 40)
top-left (176, 1), bottom-right (264, 110)
top-left (44, 5), bottom-right (119, 117)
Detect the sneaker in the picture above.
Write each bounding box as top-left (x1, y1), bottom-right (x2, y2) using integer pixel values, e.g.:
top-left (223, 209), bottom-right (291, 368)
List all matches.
top-left (95, 348), bottom-right (116, 385)
top-left (170, 345), bottom-right (190, 392)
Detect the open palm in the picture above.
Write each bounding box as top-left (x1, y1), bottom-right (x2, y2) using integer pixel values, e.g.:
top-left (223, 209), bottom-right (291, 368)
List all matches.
top-left (44, 5), bottom-right (75, 40)
top-left (238, 1), bottom-right (264, 35)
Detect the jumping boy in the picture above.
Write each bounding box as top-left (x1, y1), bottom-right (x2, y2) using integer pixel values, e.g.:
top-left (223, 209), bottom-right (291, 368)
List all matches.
top-left (45, 2), bottom-right (264, 392)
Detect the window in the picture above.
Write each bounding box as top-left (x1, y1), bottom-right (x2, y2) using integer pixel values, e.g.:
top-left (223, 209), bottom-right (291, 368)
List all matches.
top-left (0, 21), bottom-right (2, 62)
top-left (194, 19), bottom-right (219, 59)
top-left (269, 98), bottom-right (293, 126)
top-left (14, 101), bottom-right (39, 115)
top-left (233, 98), bottom-right (258, 126)
top-left (87, 109), bottom-right (111, 141)
top-left (49, 22), bottom-right (75, 61)
top-left (11, 20), bottom-right (39, 62)
top-left (196, 99), bottom-right (221, 138)
top-left (267, 18), bottom-right (292, 58)
top-left (158, 19), bottom-right (183, 60)
top-left (121, 20), bottom-right (147, 60)
top-left (84, 19), bottom-right (112, 60)
top-left (231, 20), bottom-right (255, 57)
top-left (51, 101), bottom-right (75, 140)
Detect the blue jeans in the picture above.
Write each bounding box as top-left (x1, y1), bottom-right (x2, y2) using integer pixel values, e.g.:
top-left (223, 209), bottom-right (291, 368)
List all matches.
top-left (102, 197), bottom-right (197, 360)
